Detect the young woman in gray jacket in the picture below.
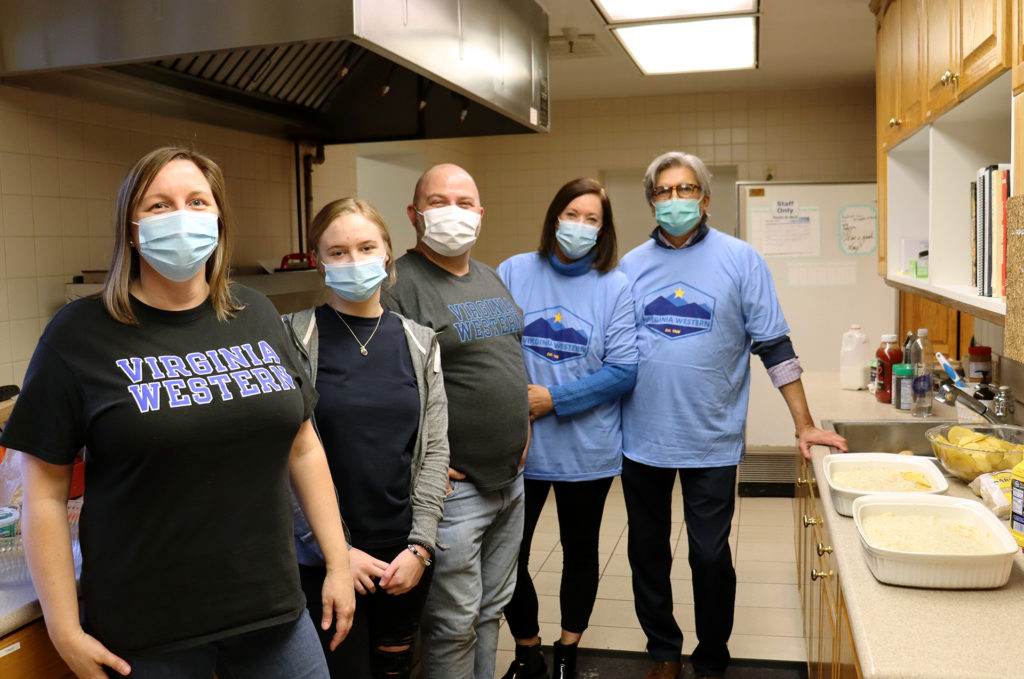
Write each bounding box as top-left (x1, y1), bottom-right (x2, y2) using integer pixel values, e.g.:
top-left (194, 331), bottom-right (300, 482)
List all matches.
top-left (282, 198), bottom-right (450, 679)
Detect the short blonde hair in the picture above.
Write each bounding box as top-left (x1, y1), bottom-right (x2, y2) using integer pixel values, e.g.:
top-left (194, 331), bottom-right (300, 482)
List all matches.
top-left (103, 146), bottom-right (240, 325)
top-left (308, 198), bottom-right (398, 286)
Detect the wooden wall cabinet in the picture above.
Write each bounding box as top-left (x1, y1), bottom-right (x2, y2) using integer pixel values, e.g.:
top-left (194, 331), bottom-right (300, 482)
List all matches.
top-left (795, 458), bottom-right (863, 679)
top-left (875, 0), bottom-right (1013, 327)
top-left (0, 619), bottom-right (74, 679)
top-left (924, 0), bottom-right (959, 118)
top-left (878, 0), bottom-right (925, 150)
top-left (924, 0), bottom-right (1010, 118)
top-left (1012, 0), bottom-right (1024, 91)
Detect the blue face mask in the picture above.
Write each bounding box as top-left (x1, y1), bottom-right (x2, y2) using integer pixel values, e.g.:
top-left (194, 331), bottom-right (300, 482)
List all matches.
top-left (654, 198), bottom-right (702, 237)
top-left (555, 220), bottom-right (600, 260)
top-left (134, 210), bottom-right (219, 282)
top-left (323, 256), bottom-right (388, 302)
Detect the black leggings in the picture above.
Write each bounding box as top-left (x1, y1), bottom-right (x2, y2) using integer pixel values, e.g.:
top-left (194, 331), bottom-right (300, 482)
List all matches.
top-left (299, 543), bottom-right (433, 679)
top-left (503, 476), bottom-right (614, 639)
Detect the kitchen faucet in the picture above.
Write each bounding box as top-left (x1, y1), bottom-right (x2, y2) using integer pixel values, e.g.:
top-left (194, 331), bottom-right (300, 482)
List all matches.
top-left (934, 380), bottom-right (1011, 424)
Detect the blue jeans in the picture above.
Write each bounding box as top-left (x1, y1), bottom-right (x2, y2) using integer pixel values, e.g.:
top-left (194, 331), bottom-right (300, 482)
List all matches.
top-left (109, 615), bottom-right (328, 679)
top-left (421, 473), bottom-right (525, 679)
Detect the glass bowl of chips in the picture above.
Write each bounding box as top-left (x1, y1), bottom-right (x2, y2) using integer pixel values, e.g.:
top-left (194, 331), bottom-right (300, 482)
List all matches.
top-left (925, 424), bottom-right (1024, 482)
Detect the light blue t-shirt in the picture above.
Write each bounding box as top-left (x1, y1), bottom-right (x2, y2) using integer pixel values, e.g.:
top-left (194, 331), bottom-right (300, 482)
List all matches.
top-left (498, 252), bottom-right (639, 481)
top-left (618, 228), bottom-right (790, 468)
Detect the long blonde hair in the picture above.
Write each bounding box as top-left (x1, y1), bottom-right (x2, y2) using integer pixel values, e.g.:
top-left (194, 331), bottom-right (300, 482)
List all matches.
top-left (308, 198), bottom-right (398, 286)
top-left (103, 147), bottom-right (241, 325)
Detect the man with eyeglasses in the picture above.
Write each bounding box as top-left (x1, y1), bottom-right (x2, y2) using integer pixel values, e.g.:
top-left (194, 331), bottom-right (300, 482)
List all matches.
top-left (382, 163), bottom-right (529, 679)
top-left (617, 152), bottom-right (847, 679)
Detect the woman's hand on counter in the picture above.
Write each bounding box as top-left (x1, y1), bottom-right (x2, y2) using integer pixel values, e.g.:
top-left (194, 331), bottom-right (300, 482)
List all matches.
top-left (54, 628), bottom-right (130, 678)
top-left (798, 425), bottom-right (848, 460)
top-left (321, 564), bottom-right (355, 651)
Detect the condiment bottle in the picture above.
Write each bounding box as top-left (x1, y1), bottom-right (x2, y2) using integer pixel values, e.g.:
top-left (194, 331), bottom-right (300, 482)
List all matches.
top-left (875, 334), bottom-right (903, 404)
top-left (892, 363), bottom-right (913, 410)
top-left (967, 346), bottom-right (992, 383)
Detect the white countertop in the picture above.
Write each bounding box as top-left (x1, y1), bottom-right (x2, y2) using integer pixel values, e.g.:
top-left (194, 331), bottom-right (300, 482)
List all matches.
top-left (802, 372), bottom-right (1024, 679)
top-left (0, 581), bottom-right (43, 637)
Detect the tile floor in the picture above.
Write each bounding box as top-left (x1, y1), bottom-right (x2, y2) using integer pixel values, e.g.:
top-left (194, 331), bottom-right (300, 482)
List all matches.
top-left (494, 477), bottom-right (804, 676)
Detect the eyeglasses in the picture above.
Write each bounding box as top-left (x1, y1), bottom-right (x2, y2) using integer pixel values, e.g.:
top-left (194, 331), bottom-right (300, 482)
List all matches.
top-left (652, 183), bottom-right (702, 202)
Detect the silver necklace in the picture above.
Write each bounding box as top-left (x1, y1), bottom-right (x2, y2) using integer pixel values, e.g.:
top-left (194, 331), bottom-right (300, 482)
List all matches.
top-left (332, 307), bottom-right (383, 356)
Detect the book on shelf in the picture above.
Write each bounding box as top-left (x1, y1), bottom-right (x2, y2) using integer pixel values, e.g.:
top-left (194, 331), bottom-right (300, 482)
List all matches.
top-left (970, 180), bottom-right (977, 287)
top-left (973, 164), bottom-right (1011, 298)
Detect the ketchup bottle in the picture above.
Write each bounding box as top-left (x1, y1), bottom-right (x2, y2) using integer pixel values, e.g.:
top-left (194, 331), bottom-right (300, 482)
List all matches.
top-left (874, 334), bottom-right (903, 404)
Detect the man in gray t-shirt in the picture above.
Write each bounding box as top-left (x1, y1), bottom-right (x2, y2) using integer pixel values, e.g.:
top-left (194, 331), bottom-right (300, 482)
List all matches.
top-left (382, 163), bottom-right (528, 679)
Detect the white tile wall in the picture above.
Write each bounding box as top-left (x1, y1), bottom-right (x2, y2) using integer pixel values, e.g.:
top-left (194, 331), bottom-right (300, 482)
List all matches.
top-left (0, 83), bottom-right (299, 385)
top-left (0, 83), bottom-right (875, 385)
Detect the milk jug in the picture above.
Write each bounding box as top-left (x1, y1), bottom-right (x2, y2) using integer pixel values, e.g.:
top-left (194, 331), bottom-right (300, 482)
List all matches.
top-left (839, 325), bottom-right (870, 390)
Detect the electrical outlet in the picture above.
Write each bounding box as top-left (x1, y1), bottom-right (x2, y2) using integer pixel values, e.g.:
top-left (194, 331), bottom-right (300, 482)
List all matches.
top-left (762, 164), bottom-right (776, 181)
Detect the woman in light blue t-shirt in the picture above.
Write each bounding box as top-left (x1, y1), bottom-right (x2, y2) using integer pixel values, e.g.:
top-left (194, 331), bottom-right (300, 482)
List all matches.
top-left (497, 178), bottom-right (639, 679)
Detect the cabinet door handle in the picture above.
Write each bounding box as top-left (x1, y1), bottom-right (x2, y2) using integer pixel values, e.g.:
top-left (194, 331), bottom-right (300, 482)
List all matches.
top-left (802, 514), bottom-right (818, 527)
top-left (817, 542), bottom-right (833, 556)
top-left (888, 117), bottom-right (896, 128)
top-left (951, 72), bottom-right (960, 84)
top-left (940, 69), bottom-right (952, 85)
top-left (796, 477), bottom-right (808, 485)
top-left (811, 568), bottom-right (833, 581)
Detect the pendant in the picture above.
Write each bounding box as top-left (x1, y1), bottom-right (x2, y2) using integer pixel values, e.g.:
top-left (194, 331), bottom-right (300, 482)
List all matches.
top-left (360, 346), bottom-right (368, 356)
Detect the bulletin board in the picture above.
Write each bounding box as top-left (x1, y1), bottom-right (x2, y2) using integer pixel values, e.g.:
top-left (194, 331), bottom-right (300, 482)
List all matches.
top-left (737, 181), bottom-right (897, 446)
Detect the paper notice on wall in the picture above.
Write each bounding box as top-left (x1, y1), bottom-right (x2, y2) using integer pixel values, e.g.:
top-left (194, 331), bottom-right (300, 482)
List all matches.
top-left (839, 205), bottom-right (878, 255)
top-left (750, 202), bottom-right (821, 256)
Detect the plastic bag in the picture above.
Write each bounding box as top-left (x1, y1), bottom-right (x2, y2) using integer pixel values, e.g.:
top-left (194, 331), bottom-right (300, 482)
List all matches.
top-left (968, 470), bottom-right (1012, 519)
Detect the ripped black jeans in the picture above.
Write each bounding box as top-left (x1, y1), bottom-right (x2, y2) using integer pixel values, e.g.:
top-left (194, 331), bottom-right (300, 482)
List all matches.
top-left (299, 543), bottom-right (434, 679)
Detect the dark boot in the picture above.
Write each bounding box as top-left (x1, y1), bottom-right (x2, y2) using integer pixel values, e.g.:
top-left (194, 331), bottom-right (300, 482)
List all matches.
top-left (551, 641), bottom-right (578, 679)
top-left (500, 641), bottom-right (548, 679)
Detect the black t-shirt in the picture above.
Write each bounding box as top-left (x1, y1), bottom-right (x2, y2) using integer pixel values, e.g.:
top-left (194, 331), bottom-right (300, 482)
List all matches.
top-left (382, 252), bottom-right (529, 492)
top-left (313, 306), bottom-right (418, 550)
top-left (0, 286), bottom-right (316, 655)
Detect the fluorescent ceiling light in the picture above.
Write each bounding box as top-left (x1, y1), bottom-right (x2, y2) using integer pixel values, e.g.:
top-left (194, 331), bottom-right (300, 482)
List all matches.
top-left (613, 16), bottom-right (757, 74)
top-left (593, 0), bottom-right (758, 23)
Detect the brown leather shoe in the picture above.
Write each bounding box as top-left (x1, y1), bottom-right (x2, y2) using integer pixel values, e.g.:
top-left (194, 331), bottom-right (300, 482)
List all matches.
top-left (644, 660), bottom-right (682, 679)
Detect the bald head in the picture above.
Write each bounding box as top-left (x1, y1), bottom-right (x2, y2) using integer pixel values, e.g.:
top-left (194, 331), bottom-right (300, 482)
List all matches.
top-left (412, 163), bottom-right (480, 210)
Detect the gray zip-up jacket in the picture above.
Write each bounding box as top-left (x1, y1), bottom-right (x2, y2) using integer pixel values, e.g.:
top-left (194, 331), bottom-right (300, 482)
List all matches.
top-left (282, 306), bottom-right (450, 565)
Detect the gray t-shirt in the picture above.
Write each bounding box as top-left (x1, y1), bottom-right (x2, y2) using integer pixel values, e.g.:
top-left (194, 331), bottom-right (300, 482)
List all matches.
top-left (383, 251), bottom-right (529, 492)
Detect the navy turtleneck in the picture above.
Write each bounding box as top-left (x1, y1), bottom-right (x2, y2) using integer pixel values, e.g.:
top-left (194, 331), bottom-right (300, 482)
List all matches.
top-left (547, 249), bottom-right (597, 276)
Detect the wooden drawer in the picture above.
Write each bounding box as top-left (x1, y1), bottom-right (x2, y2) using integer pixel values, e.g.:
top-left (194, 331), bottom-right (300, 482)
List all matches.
top-left (0, 619), bottom-right (75, 679)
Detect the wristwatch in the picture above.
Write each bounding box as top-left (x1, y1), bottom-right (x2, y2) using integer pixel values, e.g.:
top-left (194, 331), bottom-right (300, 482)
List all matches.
top-left (407, 544), bottom-right (432, 567)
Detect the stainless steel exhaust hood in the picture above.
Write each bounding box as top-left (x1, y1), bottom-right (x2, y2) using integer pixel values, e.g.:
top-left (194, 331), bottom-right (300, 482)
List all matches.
top-left (0, 0), bottom-right (550, 143)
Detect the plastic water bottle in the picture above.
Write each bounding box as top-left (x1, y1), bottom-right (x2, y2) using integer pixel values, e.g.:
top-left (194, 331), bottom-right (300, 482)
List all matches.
top-left (839, 325), bottom-right (870, 389)
top-left (909, 328), bottom-right (935, 417)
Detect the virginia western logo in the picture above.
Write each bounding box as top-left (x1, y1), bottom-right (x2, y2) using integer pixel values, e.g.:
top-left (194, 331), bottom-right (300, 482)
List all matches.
top-left (522, 306), bottom-right (592, 363)
top-left (642, 282), bottom-right (716, 340)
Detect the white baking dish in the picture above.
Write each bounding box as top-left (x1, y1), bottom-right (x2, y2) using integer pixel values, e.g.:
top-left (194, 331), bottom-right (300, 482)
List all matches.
top-left (852, 494), bottom-right (1018, 589)
top-left (822, 453), bottom-right (948, 517)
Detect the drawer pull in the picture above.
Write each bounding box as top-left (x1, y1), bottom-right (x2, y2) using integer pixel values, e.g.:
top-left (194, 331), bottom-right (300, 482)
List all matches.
top-left (811, 568), bottom-right (833, 581)
top-left (796, 477), bottom-right (808, 485)
top-left (802, 514), bottom-right (818, 527)
top-left (816, 543), bottom-right (833, 556)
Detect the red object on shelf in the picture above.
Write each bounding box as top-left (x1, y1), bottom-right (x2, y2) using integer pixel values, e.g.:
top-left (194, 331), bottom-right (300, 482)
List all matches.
top-left (69, 454), bottom-right (85, 499)
top-left (279, 253), bottom-right (316, 270)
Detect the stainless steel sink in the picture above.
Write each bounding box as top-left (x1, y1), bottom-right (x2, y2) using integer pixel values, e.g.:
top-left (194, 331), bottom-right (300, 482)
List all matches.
top-left (821, 419), bottom-right (957, 455)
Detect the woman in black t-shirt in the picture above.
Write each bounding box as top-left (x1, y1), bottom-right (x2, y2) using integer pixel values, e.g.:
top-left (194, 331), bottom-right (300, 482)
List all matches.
top-left (0, 147), bottom-right (354, 679)
top-left (282, 198), bottom-right (450, 679)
